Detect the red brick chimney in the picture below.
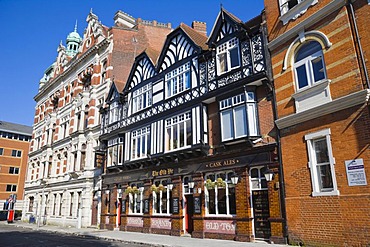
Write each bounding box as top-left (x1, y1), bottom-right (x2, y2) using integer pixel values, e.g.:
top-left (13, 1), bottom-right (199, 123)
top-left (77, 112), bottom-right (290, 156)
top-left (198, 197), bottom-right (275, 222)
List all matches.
top-left (192, 21), bottom-right (207, 36)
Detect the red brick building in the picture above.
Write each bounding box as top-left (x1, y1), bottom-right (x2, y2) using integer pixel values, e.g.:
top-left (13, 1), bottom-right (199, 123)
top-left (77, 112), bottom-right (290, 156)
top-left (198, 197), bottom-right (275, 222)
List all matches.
top-left (264, 0), bottom-right (370, 245)
top-left (99, 8), bottom-right (285, 243)
top-left (0, 121), bottom-right (32, 211)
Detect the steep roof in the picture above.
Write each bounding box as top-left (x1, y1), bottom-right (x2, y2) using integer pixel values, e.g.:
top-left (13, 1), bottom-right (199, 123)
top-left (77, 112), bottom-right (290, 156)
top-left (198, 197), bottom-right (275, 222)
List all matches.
top-left (0, 121), bottom-right (33, 136)
top-left (179, 23), bottom-right (208, 50)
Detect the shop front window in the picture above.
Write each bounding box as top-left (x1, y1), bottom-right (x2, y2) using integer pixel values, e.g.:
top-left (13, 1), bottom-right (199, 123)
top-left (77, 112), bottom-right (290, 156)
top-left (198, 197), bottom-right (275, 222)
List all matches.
top-left (152, 179), bottom-right (173, 215)
top-left (205, 171), bottom-right (236, 215)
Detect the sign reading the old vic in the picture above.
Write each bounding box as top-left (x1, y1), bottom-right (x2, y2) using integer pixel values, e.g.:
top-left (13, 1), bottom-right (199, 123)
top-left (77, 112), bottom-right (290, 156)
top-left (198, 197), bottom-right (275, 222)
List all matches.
top-left (151, 168), bottom-right (174, 177)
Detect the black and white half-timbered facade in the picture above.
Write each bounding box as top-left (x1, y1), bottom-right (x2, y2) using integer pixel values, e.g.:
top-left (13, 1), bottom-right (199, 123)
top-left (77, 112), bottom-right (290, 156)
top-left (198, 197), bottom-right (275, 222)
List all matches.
top-left (99, 9), bottom-right (285, 243)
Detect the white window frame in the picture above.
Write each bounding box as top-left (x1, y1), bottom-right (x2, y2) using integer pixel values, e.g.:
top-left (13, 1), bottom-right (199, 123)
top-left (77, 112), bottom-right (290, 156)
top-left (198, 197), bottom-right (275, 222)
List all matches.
top-left (132, 83), bottom-right (152, 114)
top-left (165, 112), bottom-right (192, 152)
top-left (294, 41), bottom-right (326, 91)
top-left (109, 101), bottom-right (120, 124)
top-left (305, 129), bottom-right (339, 196)
top-left (107, 138), bottom-right (123, 167)
top-left (165, 62), bottom-right (191, 98)
top-left (216, 37), bottom-right (240, 75)
top-left (128, 185), bottom-right (144, 215)
top-left (204, 171), bottom-right (236, 216)
top-left (152, 179), bottom-right (172, 215)
top-left (219, 92), bottom-right (258, 142)
top-left (131, 127), bottom-right (150, 160)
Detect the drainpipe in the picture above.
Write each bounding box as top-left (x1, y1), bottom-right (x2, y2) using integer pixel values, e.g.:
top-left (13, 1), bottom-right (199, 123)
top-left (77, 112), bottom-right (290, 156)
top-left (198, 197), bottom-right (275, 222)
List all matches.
top-left (261, 10), bottom-right (288, 244)
top-left (347, 0), bottom-right (370, 89)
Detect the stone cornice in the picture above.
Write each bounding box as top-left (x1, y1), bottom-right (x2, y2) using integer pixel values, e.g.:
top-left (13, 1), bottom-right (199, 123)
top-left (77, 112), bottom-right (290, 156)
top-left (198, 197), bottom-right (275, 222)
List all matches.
top-left (276, 89), bottom-right (370, 129)
top-left (268, 0), bottom-right (346, 51)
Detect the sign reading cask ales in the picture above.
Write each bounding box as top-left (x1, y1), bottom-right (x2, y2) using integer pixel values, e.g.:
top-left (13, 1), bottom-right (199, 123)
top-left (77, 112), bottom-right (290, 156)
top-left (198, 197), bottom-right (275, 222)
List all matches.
top-left (144, 199), bottom-right (150, 214)
top-left (172, 198), bottom-right (179, 214)
top-left (194, 196), bottom-right (201, 214)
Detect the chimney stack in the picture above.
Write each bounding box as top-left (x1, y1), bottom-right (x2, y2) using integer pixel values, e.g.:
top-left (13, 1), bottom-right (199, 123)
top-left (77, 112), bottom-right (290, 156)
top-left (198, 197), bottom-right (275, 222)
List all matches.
top-left (192, 21), bottom-right (207, 36)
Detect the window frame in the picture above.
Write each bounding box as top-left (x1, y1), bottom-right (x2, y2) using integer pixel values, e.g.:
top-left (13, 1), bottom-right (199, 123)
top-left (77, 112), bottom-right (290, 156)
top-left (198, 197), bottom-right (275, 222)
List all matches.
top-left (11, 150), bottom-right (22, 157)
top-left (6, 184), bottom-right (17, 192)
top-left (132, 83), bottom-right (152, 114)
top-left (9, 167), bottom-right (20, 174)
top-left (305, 129), bottom-right (339, 196)
top-left (216, 37), bottom-right (241, 76)
top-left (131, 126), bottom-right (150, 160)
top-left (128, 184), bottom-right (144, 215)
top-left (294, 41), bottom-right (327, 91)
top-left (219, 91), bottom-right (259, 142)
top-left (152, 179), bottom-right (172, 215)
top-left (165, 112), bottom-right (192, 152)
top-left (165, 62), bottom-right (191, 99)
top-left (0, 148), bottom-right (3, 155)
top-left (204, 171), bottom-right (237, 216)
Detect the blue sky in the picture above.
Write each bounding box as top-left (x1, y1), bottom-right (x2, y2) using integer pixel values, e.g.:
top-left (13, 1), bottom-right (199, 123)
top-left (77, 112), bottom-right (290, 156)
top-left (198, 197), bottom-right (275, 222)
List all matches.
top-left (0, 0), bottom-right (264, 127)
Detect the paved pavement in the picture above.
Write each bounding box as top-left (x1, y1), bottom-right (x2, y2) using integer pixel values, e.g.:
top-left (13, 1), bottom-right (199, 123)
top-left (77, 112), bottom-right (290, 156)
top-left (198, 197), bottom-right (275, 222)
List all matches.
top-left (1, 220), bottom-right (287, 247)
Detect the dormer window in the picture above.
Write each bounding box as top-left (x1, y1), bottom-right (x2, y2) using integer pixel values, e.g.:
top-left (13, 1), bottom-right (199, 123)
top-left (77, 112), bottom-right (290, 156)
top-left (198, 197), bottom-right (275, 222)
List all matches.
top-left (165, 62), bottom-right (190, 98)
top-left (216, 37), bottom-right (240, 75)
top-left (132, 83), bottom-right (152, 114)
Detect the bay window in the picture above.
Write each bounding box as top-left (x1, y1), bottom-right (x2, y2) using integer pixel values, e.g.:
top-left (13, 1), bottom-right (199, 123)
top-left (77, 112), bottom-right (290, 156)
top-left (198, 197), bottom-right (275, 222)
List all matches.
top-left (132, 83), bottom-right (152, 113)
top-left (216, 37), bottom-right (240, 75)
top-left (166, 62), bottom-right (190, 98)
top-left (205, 172), bottom-right (236, 215)
top-left (131, 127), bottom-right (150, 160)
top-left (219, 92), bottom-right (258, 142)
top-left (165, 112), bottom-right (192, 152)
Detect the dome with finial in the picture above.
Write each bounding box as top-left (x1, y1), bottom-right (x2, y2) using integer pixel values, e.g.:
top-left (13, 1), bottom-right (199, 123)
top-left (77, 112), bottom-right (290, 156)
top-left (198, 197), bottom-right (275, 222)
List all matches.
top-left (66, 21), bottom-right (82, 57)
top-left (67, 21), bottom-right (82, 43)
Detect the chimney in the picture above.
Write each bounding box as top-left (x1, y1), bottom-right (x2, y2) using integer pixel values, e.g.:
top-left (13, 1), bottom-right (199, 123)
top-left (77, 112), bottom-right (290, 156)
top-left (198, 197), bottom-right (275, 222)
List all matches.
top-left (192, 21), bottom-right (207, 36)
top-left (114, 10), bottom-right (136, 28)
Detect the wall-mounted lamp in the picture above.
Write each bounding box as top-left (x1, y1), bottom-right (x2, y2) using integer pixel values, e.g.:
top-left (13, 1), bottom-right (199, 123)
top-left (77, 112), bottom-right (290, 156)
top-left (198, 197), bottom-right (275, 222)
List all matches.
top-left (139, 187), bottom-right (144, 193)
top-left (188, 178), bottom-right (195, 189)
top-left (264, 168), bottom-right (274, 182)
top-left (230, 172), bottom-right (239, 185)
top-left (167, 179), bottom-right (173, 191)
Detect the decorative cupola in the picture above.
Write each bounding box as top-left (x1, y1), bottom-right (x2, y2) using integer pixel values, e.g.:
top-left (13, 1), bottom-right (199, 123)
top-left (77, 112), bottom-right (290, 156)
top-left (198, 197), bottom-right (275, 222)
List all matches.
top-left (66, 21), bottom-right (82, 57)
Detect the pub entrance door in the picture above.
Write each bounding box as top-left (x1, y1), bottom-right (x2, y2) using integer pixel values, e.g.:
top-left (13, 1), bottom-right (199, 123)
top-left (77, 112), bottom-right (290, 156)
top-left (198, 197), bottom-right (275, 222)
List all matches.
top-left (250, 167), bottom-right (271, 239)
top-left (185, 195), bottom-right (194, 234)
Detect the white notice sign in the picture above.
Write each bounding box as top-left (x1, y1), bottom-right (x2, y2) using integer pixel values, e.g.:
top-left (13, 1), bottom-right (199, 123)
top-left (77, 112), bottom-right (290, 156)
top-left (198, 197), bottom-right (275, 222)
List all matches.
top-left (345, 159), bottom-right (367, 186)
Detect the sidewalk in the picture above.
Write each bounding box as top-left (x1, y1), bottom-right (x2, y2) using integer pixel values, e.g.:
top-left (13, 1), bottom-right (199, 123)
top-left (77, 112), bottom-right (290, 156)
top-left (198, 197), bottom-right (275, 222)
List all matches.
top-left (3, 220), bottom-right (287, 247)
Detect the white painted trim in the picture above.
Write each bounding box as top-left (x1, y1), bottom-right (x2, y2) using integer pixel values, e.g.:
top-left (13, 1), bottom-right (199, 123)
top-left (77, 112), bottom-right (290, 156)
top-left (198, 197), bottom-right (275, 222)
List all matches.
top-left (305, 128), bottom-right (330, 140)
top-left (276, 89), bottom-right (370, 129)
top-left (280, 0), bottom-right (318, 25)
top-left (283, 31), bottom-right (332, 71)
top-left (268, 0), bottom-right (346, 51)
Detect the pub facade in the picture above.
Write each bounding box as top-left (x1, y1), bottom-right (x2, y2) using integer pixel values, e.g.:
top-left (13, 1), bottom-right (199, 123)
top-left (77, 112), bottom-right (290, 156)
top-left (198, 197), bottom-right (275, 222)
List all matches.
top-left (99, 9), bottom-right (286, 243)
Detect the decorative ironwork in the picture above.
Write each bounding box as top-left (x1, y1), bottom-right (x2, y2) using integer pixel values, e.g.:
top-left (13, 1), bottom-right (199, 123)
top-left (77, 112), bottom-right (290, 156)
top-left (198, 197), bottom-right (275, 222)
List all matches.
top-left (199, 62), bottom-right (207, 85)
top-left (252, 34), bottom-right (265, 73)
top-left (207, 58), bottom-right (216, 82)
top-left (241, 41), bottom-right (252, 67)
top-left (218, 71), bottom-right (242, 88)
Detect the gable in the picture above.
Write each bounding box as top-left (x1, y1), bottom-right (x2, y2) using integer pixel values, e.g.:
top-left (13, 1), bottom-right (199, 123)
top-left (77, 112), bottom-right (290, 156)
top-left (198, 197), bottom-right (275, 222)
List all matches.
top-left (158, 32), bottom-right (198, 72)
top-left (129, 56), bottom-right (156, 89)
top-left (106, 82), bottom-right (120, 104)
top-left (208, 9), bottom-right (242, 46)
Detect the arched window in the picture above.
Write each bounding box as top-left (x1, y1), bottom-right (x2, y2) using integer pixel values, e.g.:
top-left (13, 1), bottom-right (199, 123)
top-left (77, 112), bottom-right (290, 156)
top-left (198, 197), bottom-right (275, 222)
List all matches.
top-left (294, 41), bottom-right (326, 90)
